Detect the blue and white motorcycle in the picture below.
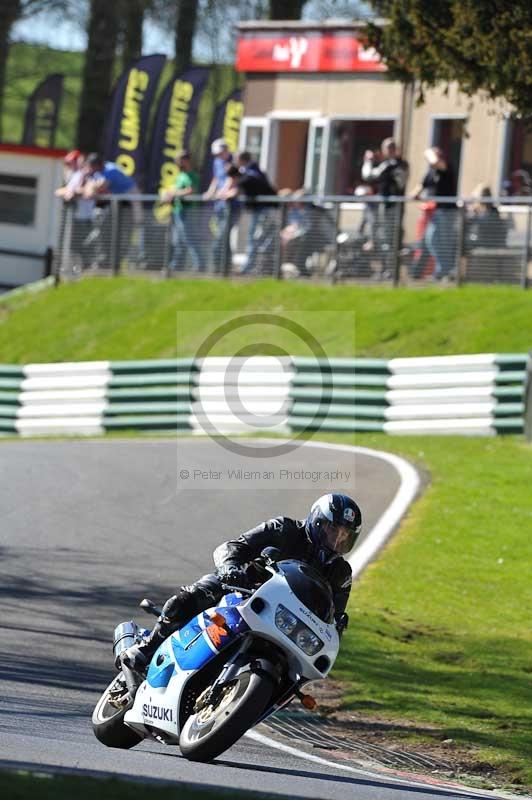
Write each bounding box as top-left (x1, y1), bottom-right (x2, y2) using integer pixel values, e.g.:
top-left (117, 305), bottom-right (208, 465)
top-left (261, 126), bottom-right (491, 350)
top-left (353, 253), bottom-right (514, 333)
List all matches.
top-left (92, 550), bottom-right (341, 762)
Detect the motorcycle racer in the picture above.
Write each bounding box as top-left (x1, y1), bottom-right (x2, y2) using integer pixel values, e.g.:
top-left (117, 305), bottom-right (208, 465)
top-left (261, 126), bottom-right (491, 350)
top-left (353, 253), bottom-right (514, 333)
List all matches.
top-left (121, 493), bottom-right (362, 678)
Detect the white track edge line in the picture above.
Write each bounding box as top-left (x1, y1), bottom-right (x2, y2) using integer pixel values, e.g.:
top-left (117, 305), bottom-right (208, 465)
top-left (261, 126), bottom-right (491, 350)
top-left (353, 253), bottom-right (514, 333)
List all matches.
top-left (245, 439), bottom-right (511, 799)
top-left (246, 730), bottom-right (502, 798)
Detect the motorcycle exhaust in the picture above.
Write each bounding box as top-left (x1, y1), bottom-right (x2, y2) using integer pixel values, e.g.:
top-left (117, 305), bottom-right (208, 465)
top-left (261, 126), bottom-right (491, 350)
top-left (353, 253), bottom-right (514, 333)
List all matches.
top-left (113, 621), bottom-right (139, 668)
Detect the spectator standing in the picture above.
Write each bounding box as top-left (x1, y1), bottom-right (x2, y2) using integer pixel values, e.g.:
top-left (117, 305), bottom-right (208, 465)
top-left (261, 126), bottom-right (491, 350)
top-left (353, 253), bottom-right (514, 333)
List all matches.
top-left (362, 137), bottom-right (409, 277)
top-left (203, 138), bottom-right (234, 272)
top-left (161, 150), bottom-right (203, 271)
top-left (227, 152), bottom-right (277, 274)
top-left (411, 147), bottom-right (457, 280)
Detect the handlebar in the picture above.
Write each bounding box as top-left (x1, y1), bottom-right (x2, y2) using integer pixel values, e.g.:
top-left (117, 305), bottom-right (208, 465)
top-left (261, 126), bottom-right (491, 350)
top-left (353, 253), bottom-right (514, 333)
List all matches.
top-left (220, 583), bottom-right (254, 596)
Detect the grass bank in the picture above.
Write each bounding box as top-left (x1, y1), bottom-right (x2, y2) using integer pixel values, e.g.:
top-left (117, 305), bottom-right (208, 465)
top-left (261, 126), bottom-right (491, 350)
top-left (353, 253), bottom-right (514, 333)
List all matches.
top-left (1, 277), bottom-right (532, 362)
top-left (0, 770), bottom-right (288, 800)
top-left (333, 433), bottom-right (532, 790)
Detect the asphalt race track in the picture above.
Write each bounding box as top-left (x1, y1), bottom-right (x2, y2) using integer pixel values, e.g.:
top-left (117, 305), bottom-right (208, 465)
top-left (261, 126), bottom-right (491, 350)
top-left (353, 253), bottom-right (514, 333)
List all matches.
top-left (0, 439), bottom-right (492, 800)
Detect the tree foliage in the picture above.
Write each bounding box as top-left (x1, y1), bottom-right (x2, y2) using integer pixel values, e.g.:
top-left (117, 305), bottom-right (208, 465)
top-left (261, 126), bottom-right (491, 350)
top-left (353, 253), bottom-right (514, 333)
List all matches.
top-left (76, 0), bottom-right (118, 151)
top-left (119, 0), bottom-right (150, 70)
top-left (175, 0), bottom-right (199, 74)
top-left (366, 1), bottom-right (532, 118)
top-left (269, 0), bottom-right (307, 19)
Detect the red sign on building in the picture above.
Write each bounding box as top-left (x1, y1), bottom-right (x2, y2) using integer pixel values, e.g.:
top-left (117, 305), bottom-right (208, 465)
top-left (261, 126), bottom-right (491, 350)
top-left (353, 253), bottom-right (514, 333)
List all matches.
top-left (236, 31), bottom-right (386, 73)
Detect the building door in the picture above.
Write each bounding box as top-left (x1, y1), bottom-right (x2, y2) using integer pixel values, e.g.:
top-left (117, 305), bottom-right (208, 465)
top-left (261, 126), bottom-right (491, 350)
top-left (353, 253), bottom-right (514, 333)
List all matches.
top-left (271, 120), bottom-right (310, 191)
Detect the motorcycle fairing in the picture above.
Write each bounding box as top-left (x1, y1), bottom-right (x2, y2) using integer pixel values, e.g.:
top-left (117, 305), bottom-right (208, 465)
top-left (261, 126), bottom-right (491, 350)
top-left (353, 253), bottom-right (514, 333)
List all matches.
top-left (145, 594), bottom-right (249, 689)
top-left (124, 592), bottom-right (249, 739)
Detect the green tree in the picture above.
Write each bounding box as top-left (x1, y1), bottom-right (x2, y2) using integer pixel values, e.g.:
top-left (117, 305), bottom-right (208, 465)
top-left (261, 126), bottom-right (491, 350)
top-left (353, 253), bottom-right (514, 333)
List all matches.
top-left (119, 0), bottom-right (150, 71)
top-left (175, 0), bottom-right (199, 73)
top-left (76, 0), bottom-right (118, 151)
top-left (366, 1), bottom-right (532, 119)
top-left (0, 0), bottom-right (71, 141)
top-left (0, 0), bottom-right (21, 140)
top-left (269, 0), bottom-right (307, 19)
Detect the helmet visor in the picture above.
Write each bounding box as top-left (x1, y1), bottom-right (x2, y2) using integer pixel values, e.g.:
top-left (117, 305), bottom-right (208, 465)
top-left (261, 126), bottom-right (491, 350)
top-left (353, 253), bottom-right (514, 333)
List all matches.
top-left (322, 520), bottom-right (359, 555)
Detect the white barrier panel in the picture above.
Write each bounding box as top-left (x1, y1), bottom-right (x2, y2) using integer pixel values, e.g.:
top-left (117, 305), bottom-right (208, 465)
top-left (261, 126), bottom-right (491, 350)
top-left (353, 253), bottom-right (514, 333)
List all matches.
top-left (24, 361), bottom-right (110, 377)
top-left (386, 386), bottom-right (496, 404)
top-left (389, 355), bottom-right (496, 374)
top-left (387, 370), bottom-right (497, 390)
top-left (385, 401), bottom-right (496, 420)
top-left (17, 402), bottom-right (107, 418)
top-left (19, 388), bottom-right (108, 404)
top-left (384, 418), bottom-right (495, 436)
top-left (199, 385), bottom-right (291, 399)
top-left (21, 374), bottom-right (110, 391)
top-left (16, 417), bottom-right (104, 436)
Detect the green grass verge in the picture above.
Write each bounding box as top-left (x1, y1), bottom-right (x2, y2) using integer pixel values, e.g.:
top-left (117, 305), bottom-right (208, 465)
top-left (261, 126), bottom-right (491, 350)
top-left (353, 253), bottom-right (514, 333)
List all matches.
top-left (1, 277), bottom-right (532, 363)
top-left (0, 770), bottom-right (289, 800)
top-left (329, 433), bottom-right (532, 790)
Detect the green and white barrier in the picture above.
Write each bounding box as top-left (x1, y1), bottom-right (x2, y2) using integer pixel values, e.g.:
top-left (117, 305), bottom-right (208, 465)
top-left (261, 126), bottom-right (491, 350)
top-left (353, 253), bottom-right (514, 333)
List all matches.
top-left (289, 354), bottom-right (525, 436)
top-left (0, 353), bottom-right (526, 437)
top-left (0, 359), bottom-right (197, 436)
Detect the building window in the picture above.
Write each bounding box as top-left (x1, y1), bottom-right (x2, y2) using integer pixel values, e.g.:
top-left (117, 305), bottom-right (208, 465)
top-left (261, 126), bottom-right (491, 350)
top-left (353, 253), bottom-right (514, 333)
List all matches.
top-left (504, 120), bottom-right (532, 195)
top-left (0, 173), bottom-right (38, 226)
top-left (241, 124), bottom-right (264, 165)
top-left (326, 119), bottom-right (395, 195)
top-left (431, 118), bottom-right (464, 193)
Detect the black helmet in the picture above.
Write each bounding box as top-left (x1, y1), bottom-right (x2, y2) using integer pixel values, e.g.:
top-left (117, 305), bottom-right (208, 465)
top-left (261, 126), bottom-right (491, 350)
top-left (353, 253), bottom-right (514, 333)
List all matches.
top-left (307, 493), bottom-right (362, 556)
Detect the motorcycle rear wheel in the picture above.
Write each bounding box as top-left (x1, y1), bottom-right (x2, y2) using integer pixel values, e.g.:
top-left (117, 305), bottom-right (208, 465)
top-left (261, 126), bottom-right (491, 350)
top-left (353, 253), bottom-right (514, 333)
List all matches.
top-left (179, 668), bottom-right (274, 762)
top-left (92, 673), bottom-right (143, 749)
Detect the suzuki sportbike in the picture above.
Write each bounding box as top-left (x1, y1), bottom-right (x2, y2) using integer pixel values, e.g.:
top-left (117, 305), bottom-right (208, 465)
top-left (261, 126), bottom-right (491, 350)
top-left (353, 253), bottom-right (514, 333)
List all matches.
top-left (92, 550), bottom-right (341, 762)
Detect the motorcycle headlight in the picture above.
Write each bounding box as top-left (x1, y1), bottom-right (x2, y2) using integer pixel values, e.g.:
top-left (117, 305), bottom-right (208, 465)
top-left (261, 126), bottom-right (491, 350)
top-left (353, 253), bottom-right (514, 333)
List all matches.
top-left (295, 627), bottom-right (323, 656)
top-left (275, 604), bottom-right (298, 635)
top-left (275, 604), bottom-right (324, 656)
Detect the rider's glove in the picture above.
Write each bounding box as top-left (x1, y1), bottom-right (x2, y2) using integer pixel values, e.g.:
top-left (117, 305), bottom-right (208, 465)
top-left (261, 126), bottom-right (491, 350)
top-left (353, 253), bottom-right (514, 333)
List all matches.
top-left (217, 563), bottom-right (251, 588)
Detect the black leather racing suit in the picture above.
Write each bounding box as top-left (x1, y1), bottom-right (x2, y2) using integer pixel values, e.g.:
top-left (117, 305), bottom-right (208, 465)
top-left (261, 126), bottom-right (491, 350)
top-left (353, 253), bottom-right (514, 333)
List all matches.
top-left (142, 518), bottom-right (352, 660)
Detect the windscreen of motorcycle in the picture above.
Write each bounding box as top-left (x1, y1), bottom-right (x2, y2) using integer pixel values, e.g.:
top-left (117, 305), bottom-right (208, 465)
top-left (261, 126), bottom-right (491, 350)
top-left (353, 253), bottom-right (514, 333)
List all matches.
top-left (277, 560), bottom-right (335, 623)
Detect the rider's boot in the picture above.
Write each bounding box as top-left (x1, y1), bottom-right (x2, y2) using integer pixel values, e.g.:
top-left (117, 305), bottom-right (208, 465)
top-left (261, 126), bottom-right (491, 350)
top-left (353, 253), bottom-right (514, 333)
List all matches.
top-left (119, 589), bottom-right (199, 677)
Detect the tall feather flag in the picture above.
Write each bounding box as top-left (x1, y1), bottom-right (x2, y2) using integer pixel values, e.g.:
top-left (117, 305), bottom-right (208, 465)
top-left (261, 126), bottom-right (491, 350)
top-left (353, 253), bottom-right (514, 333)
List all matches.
top-left (147, 66), bottom-right (211, 195)
top-left (103, 54), bottom-right (166, 189)
top-left (22, 73), bottom-right (64, 148)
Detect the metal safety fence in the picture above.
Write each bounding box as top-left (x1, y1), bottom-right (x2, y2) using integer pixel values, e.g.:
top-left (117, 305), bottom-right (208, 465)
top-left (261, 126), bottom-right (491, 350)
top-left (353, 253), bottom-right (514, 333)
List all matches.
top-left (55, 194), bottom-right (532, 288)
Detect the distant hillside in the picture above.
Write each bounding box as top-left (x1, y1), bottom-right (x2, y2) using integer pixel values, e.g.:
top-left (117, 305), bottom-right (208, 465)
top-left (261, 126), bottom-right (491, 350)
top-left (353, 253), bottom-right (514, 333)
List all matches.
top-left (3, 42), bottom-right (240, 157)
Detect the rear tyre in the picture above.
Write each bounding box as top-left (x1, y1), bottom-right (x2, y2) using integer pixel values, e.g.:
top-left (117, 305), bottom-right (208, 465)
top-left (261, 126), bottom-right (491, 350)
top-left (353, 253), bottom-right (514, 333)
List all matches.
top-left (179, 668), bottom-right (274, 762)
top-left (92, 673), bottom-right (143, 749)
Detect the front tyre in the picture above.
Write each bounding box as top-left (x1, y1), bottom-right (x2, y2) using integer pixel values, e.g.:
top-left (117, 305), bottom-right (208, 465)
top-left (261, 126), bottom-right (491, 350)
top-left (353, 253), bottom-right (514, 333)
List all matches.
top-left (179, 668), bottom-right (274, 762)
top-left (92, 673), bottom-right (143, 749)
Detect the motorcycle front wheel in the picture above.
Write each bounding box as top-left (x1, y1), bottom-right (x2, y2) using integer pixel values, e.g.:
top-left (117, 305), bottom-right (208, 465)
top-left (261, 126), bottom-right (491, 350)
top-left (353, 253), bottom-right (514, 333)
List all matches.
top-left (179, 667), bottom-right (274, 762)
top-left (92, 673), bottom-right (143, 749)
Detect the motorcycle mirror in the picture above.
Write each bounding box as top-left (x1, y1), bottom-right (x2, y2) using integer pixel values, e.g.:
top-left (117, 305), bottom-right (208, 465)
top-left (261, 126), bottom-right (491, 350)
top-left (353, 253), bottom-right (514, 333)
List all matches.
top-left (261, 547), bottom-right (281, 565)
top-left (140, 598), bottom-right (163, 617)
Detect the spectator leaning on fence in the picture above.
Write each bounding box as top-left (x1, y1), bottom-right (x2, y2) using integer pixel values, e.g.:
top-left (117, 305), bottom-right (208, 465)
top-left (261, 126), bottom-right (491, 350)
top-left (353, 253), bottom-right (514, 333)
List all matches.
top-left (55, 150), bottom-right (95, 271)
top-left (411, 147), bottom-right (457, 281)
top-left (161, 150), bottom-right (203, 272)
top-left (224, 152), bottom-right (277, 274)
top-left (83, 153), bottom-right (146, 268)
